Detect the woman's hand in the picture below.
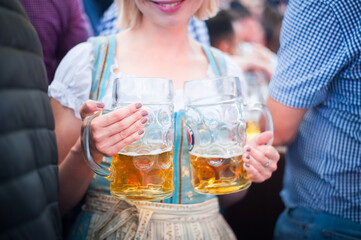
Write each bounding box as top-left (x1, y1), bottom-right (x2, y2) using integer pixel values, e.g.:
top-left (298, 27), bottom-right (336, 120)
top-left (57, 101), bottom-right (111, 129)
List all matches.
top-left (243, 131), bottom-right (280, 183)
top-left (80, 100), bottom-right (148, 160)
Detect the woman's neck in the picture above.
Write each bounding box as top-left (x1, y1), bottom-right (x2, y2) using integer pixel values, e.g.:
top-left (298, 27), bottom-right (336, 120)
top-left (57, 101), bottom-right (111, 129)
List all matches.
top-left (114, 19), bottom-right (209, 90)
top-left (125, 19), bottom-right (193, 56)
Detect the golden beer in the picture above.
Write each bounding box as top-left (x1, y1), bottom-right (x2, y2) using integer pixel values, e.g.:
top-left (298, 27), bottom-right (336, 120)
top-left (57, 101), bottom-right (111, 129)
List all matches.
top-left (189, 152), bottom-right (251, 195)
top-left (109, 149), bottom-right (174, 201)
top-left (247, 121), bottom-right (261, 141)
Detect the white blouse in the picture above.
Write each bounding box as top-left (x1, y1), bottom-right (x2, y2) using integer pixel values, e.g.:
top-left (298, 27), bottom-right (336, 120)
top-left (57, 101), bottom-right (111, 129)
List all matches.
top-left (48, 42), bottom-right (247, 119)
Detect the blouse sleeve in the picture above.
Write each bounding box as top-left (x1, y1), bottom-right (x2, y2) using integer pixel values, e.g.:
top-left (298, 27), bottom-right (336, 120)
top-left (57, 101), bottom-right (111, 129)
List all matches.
top-left (48, 42), bottom-right (94, 119)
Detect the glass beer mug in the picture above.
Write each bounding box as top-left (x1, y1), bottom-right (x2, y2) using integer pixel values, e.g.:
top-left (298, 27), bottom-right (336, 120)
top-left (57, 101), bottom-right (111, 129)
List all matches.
top-left (84, 77), bottom-right (175, 201)
top-left (184, 76), bottom-right (273, 195)
top-left (244, 72), bottom-right (269, 141)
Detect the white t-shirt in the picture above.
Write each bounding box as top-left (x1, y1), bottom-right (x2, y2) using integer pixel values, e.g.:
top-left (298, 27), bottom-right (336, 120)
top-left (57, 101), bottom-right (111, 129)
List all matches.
top-left (48, 42), bottom-right (247, 118)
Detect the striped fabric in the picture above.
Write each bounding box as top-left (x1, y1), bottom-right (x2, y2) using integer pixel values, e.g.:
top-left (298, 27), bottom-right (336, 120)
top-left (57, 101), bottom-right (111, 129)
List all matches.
top-left (269, 0), bottom-right (361, 223)
top-left (97, 3), bottom-right (210, 46)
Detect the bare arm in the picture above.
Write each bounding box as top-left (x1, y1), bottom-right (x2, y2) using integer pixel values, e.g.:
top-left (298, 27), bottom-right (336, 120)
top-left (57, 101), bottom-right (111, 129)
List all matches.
top-left (51, 98), bottom-right (94, 215)
top-left (266, 96), bottom-right (307, 146)
top-left (58, 139), bottom-right (94, 215)
top-left (51, 98), bottom-right (82, 164)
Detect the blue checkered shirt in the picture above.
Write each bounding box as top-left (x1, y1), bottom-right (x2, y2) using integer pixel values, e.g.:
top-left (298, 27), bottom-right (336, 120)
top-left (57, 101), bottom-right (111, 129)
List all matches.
top-left (269, 0), bottom-right (361, 223)
top-left (97, 3), bottom-right (210, 45)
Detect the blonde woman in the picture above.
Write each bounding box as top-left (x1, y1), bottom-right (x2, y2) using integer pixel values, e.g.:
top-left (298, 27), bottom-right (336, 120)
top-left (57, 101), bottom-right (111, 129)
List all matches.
top-left (51, 0), bottom-right (280, 239)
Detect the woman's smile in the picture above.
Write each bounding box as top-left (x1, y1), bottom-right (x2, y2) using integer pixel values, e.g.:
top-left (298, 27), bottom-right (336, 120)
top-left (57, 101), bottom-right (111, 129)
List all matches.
top-left (150, 0), bottom-right (185, 13)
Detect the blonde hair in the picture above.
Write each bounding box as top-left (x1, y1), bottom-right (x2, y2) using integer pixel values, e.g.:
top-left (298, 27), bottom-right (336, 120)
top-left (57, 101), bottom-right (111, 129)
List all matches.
top-left (116, 0), bottom-right (219, 29)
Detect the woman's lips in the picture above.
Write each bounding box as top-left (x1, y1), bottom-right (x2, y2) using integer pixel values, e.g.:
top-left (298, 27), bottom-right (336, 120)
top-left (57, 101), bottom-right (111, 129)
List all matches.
top-left (151, 0), bottom-right (185, 13)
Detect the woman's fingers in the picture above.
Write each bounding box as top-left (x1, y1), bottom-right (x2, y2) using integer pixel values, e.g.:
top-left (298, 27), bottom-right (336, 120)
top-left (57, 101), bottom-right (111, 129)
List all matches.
top-left (243, 163), bottom-right (271, 183)
top-left (260, 145), bottom-right (280, 165)
top-left (95, 102), bottom-right (143, 127)
top-left (244, 145), bottom-right (279, 168)
top-left (107, 109), bottom-right (148, 136)
top-left (83, 102), bottom-right (149, 157)
top-left (94, 116), bottom-right (148, 155)
top-left (109, 116), bottom-right (148, 142)
top-left (102, 128), bottom-right (146, 157)
top-left (80, 100), bottom-right (105, 120)
top-left (244, 154), bottom-right (275, 183)
top-left (92, 109), bottom-right (148, 141)
top-left (243, 141), bottom-right (280, 183)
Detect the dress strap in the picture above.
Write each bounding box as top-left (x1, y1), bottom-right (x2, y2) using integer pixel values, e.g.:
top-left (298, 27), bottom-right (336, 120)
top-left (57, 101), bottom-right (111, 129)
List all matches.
top-left (88, 34), bottom-right (117, 101)
top-left (171, 110), bottom-right (186, 204)
top-left (201, 44), bottom-right (227, 77)
top-left (98, 34), bottom-right (116, 101)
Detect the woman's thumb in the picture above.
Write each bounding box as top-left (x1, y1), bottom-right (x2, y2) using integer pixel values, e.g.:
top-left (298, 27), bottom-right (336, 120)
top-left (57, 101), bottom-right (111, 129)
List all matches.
top-left (247, 131), bottom-right (274, 146)
top-left (80, 100), bottom-right (105, 120)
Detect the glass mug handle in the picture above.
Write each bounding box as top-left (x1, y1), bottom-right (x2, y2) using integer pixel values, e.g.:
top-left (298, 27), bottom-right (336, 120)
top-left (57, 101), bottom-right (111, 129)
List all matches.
top-left (245, 103), bottom-right (274, 145)
top-left (82, 111), bottom-right (110, 177)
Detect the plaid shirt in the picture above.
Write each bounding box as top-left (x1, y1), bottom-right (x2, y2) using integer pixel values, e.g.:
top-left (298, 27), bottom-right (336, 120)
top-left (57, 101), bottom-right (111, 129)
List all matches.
top-left (97, 3), bottom-right (210, 46)
top-left (269, 0), bottom-right (361, 223)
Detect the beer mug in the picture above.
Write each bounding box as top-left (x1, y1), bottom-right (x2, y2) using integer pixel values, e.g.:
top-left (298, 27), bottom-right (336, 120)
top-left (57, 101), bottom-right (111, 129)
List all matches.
top-left (84, 77), bottom-right (175, 201)
top-left (184, 76), bottom-right (273, 195)
top-left (244, 72), bottom-right (269, 141)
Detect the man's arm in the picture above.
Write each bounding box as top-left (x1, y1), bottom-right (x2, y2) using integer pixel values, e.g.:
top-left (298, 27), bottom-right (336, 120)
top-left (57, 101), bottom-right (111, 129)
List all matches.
top-left (266, 1), bottom-right (344, 147)
top-left (266, 96), bottom-right (307, 146)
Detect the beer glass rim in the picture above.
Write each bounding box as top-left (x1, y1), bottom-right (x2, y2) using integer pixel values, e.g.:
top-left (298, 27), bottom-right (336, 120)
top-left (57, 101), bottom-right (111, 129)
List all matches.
top-left (113, 76), bottom-right (174, 105)
top-left (115, 76), bottom-right (174, 90)
top-left (116, 76), bottom-right (173, 82)
top-left (183, 75), bottom-right (240, 86)
top-left (183, 75), bottom-right (242, 107)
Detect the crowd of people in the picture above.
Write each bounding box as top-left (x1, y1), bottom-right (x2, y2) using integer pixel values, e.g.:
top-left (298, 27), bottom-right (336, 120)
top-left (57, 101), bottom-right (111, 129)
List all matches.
top-left (0, 0), bottom-right (360, 240)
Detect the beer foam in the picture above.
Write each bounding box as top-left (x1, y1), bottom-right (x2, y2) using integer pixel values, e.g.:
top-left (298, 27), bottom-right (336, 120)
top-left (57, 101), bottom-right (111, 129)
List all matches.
top-left (119, 147), bottom-right (173, 156)
top-left (190, 151), bottom-right (244, 159)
